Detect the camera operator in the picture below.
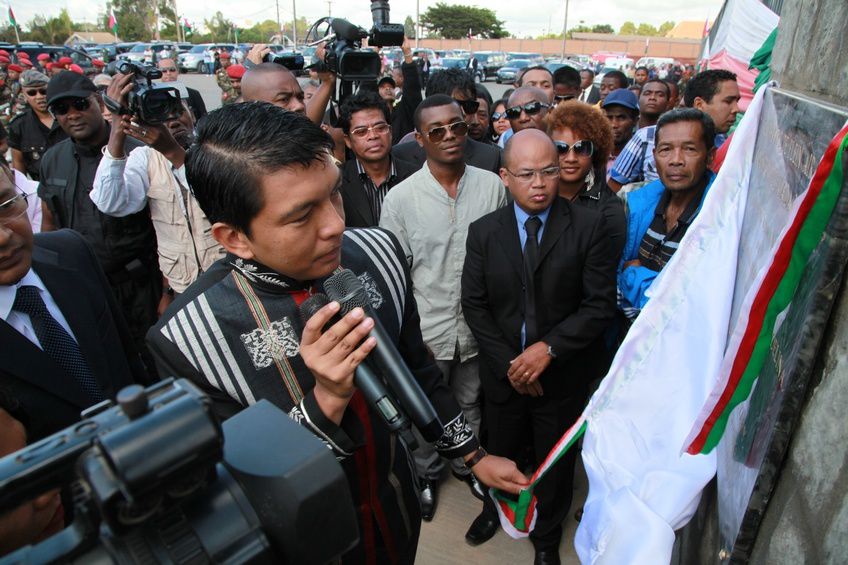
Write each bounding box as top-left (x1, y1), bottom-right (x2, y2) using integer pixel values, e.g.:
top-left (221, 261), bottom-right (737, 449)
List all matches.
top-left (90, 73), bottom-right (224, 312)
top-left (147, 103), bottom-right (528, 564)
top-left (377, 37), bottom-right (421, 144)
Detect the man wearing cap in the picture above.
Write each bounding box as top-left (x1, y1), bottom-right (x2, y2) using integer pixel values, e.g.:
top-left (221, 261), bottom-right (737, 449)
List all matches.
top-left (8, 70), bottom-right (66, 181)
top-left (35, 53), bottom-right (50, 73)
top-left (216, 52), bottom-right (236, 104)
top-left (91, 72), bottom-right (224, 306)
top-left (601, 88), bottom-right (639, 178)
top-left (221, 64), bottom-right (244, 105)
top-left (157, 58), bottom-right (206, 121)
top-left (36, 71), bottom-right (161, 378)
top-left (56, 57), bottom-right (73, 71)
top-left (6, 63), bottom-right (22, 113)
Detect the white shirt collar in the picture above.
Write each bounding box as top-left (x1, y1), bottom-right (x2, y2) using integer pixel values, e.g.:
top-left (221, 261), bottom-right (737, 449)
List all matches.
top-left (0, 269), bottom-right (48, 322)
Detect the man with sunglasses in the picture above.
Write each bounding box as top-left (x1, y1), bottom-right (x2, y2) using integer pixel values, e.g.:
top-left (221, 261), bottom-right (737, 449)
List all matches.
top-left (391, 68), bottom-right (501, 175)
top-left (337, 91), bottom-right (417, 228)
top-left (505, 87), bottom-right (551, 135)
top-left (553, 66), bottom-right (582, 104)
top-left (8, 71), bottom-right (65, 182)
top-left (36, 71), bottom-right (161, 379)
top-left (462, 129), bottom-right (616, 561)
top-left (157, 58), bottom-right (207, 121)
top-left (381, 94), bottom-right (508, 522)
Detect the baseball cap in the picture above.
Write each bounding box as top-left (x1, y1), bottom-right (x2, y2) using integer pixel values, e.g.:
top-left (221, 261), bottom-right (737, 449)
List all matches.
top-left (602, 88), bottom-right (639, 111)
top-left (378, 75), bottom-right (396, 88)
top-left (20, 69), bottom-right (49, 87)
top-left (46, 70), bottom-right (98, 105)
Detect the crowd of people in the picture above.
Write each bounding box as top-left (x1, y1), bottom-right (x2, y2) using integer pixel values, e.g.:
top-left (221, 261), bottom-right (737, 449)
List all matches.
top-left (0, 34), bottom-right (742, 564)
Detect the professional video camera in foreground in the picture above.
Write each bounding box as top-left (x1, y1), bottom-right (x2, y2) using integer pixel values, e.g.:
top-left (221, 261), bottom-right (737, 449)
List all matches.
top-left (102, 61), bottom-right (184, 125)
top-left (0, 379), bottom-right (357, 564)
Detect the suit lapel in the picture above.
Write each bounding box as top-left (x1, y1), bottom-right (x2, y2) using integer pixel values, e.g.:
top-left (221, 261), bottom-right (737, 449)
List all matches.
top-left (496, 206), bottom-right (524, 279)
top-left (342, 162), bottom-right (376, 226)
top-left (31, 247), bottom-right (113, 400)
top-left (537, 198), bottom-right (571, 269)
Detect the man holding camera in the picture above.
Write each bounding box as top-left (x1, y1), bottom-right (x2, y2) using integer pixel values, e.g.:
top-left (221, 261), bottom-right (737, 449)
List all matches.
top-left (36, 71), bottom-right (161, 378)
top-left (90, 73), bottom-right (224, 308)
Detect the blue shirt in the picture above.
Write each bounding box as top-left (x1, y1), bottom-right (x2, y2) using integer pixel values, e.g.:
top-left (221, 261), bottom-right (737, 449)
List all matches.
top-left (514, 202), bottom-right (551, 348)
top-left (610, 125), bottom-right (658, 185)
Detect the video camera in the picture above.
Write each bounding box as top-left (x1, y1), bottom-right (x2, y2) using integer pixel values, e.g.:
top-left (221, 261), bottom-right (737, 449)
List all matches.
top-left (103, 61), bottom-right (184, 125)
top-left (262, 52), bottom-right (306, 71)
top-left (0, 379), bottom-right (358, 564)
top-left (310, 0), bottom-right (404, 81)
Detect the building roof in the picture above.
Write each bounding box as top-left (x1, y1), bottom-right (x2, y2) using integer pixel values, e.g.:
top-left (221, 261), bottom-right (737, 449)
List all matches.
top-left (666, 21), bottom-right (710, 39)
top-left (65, 32), bottom-right (120, 45)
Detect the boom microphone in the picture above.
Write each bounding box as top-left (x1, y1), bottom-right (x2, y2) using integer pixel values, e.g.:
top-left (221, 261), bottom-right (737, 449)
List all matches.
top-left (323, 270), bottom-right (444, 443)
top-left (299, 294), bottom-right (418, 449)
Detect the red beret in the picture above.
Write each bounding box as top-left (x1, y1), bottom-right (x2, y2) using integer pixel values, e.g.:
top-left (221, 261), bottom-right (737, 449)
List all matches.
top-left (69, 64), bottom-right (84, 74)
top-left (226, 64), bottom-right (245, 79)
top-left (16, 51), bottom-right (29, 58)
top-left (92, 59), bottom-right (105, 68)
top-left (45, 62), bottom-right (54, 70)
top-left (219, 51), bottom-right (231, 59)
top-left (7, 64), bottom-right (22, 73)
top-left (58, 56), bottom-right (73, 65)
top-left (0, 56), bottom-right (10, 64)
top-left (0, 50), bottom-right (8, 56)
top-left (20, 59), bottom-right (33, 67)
top-left (37, 53), bottom-right (51, 61)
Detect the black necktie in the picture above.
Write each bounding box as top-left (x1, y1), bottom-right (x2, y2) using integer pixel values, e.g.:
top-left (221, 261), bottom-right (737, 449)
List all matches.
top-left (523, 216), bottom-right (542, 346)
top-left (13, 285), bottom-right (103, 403)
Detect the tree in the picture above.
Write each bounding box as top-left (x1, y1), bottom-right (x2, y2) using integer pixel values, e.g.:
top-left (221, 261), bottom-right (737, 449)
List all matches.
top-left (658, 21), bottom-right (675, 36)
top-left (592, 24), bottom-right (614, 34)
top-left (203, 11), bottom-right (235, 42)
top-left (619, 21), bottom-right (637, 35)
top-left (404, 15), bottom-right (416, 39)
top-left (420, 3), bottom-right (507, 39)
top-left (105, 0), bottom-right (152, 41)
top-left (28, 9), bottom-right (74, 44)
top-left (636, 23), bottom-right (658, 36)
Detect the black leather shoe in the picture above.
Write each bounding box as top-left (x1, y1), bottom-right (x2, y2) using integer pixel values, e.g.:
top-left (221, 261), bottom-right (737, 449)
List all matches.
top-left (452, 470), bottom-right (486, 501)
top-left (464, 511), bottom-right (499, 545)
top-left (420, 479), bottom-right (437, 521)
top-left (533, 549), bottom-right (561, 565)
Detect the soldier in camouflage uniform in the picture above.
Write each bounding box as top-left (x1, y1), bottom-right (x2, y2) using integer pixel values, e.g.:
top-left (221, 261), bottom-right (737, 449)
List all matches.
top-left (215, 51), bottom-right (237, 105)
top-left (222, 64), bottom-right (245, 105)
top-left (6, 64), bottom-right (23, 115)
top-left (0, 56), bottom-right (13, 127)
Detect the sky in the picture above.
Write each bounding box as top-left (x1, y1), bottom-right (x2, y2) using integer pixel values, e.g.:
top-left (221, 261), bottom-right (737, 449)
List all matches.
top-left (16, 0), bottom-right (724, 37)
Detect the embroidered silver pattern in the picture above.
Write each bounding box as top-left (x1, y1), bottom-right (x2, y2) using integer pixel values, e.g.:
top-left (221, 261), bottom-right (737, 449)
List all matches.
top-left (231, 258), bottom-right (290, 288)
top-left (434, 413), bottom-right (475, 452)
top-left (357, 271), bottom-right (384, 310)
top-left (240, 317), bottom-right (300, 369)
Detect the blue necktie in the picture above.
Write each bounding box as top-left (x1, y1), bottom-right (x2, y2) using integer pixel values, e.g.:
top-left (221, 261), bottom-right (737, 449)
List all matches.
top-left (13, 285), bottom-right (103, 403)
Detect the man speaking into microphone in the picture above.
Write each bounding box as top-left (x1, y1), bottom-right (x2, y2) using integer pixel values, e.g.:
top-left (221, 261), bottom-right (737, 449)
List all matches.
top-left (146, 102), bottom-right (527, 564)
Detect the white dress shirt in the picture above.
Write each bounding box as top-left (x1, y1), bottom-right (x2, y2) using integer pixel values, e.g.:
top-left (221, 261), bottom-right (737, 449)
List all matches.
top-left (580, 85), bottom-right (593, 102)
top-left (0, 269), bottom-right (77, 349)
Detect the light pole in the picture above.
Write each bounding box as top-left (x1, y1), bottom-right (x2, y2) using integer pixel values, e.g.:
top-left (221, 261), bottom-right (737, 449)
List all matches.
top-left (560, 0), bottom-right (570, 60)
top-left (416, 0), bottom-right (420, 48)
top-left (292, 1), bottom-right (298, 47)
top-left (276, 0), bottom-right (282, 42)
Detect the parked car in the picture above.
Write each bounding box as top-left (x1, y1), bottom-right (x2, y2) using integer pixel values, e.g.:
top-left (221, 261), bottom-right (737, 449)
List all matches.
top-left (507, 52), bottom-right (544, 64)
top-left (14, 43), bottom-right (94, 72)
top-left (496, 59), bottom-right (532, 84)
top-left (118, 42), bottom-right (179, 65)
top-left (472, 51), bottom-right (506, 81)
top-left (440, 57), bottom-right (484, 83)
top-left (412, 48), bottom-right (442, 68)
top-left (177, 43), bottom-right (236, 73)
top-left (544, 59), bottom-right (581, 75)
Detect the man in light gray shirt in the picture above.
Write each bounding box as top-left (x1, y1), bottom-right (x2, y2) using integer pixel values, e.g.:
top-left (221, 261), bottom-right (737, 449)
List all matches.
top-left (380, 94), bottom-right (507, 521)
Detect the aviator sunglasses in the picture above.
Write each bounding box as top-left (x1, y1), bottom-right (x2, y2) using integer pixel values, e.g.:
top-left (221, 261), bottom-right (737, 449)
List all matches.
top-left (425, 121), bottom-right (469, 142)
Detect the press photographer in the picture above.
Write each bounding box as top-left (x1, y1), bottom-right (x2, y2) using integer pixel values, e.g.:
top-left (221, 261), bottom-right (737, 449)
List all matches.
top-left (91, 68), bottom-right (224, 311)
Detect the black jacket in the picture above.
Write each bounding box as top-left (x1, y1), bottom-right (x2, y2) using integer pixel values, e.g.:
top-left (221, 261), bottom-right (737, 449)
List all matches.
top-left (391, 137), bottom-right (502, 175)
top-left (0, 230), bottom-right (148, 442)
top-left (390, 62), bottom-right (422, 144)
top-left (186, 87), bottom-right (208, 121)
top-left (462, 197), bottom-right (617, 403)
top-left (340, 157), bottom-right (418, 228)
top-left (575, 169), bottom-right (627, 261)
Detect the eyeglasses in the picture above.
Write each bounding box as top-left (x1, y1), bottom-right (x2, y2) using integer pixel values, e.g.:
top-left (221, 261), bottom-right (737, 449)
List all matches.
top-left (491, 111), bottom-right (507, 121)
top-left (49, 97), bottom-right (91, 116)
top-left (0, 192), bottom-right (28, 226)
top-left (554, 140), bottom-right (594, 158)
top-left (160, 67), bottom-right (178, 72)
top-left (425, 120), bottom-right (469, 142)
top-left (505, 101), bottom-right (550, 120)
top-left (505, 166), bottom-right (560, 183)
top-left (349, 122), bottom-right (390, 138)
top-left (453, 98), bottom-right (480, 115)
top-left (25, 88), bottom-right (47, 97)
top-left (554, 94), bottom-right (576, 103)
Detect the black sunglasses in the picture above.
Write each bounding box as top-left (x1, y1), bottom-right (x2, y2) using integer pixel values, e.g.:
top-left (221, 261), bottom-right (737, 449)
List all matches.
top-left (426, 120), bottom-right (469, 142)
top-left (25, 88), bottom-right (47, 97)
top-left (491, 111), bottom-right (507, 120)
top-left (49, 97), bottom-right (91, 116)
top-left (554, 94), bottom-right (576, 102)
top-left (505, 100), bottom-right (550, 120)
top-left (554, 140), bottom-right (594, 157)
top-left (454, 98), bottom-right (480, 115)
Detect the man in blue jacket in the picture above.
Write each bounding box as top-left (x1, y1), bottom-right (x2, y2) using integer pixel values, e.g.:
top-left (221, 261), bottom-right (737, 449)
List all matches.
top-left (618, 108), bottom-right (717, 319)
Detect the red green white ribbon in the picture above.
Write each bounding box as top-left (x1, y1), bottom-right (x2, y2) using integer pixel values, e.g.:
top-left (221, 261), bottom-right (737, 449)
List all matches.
top-left (684, 121), bottom-right (848, 455)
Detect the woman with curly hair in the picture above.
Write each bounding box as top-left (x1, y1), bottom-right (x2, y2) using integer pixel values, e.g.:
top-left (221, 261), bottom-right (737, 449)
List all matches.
top-left (545, 100), bottom-right (626, 259)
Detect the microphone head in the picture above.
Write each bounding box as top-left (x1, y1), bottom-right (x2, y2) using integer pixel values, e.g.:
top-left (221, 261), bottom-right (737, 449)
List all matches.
top-left (298, 293), bottom-right (331, 327)
top-left (324, 269), bottom-right (369, 314)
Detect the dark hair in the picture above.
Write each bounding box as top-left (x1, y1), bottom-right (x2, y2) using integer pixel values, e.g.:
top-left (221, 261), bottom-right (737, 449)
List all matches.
top-left (603, 70), bottom-right (628, 89)
top-left (517, 65), bottom-right (553, 86)
top-left (337, 90), bottom-right (390, 134)
top-left (425, 67), bottom-right (475, 99)
top-left (553, 66), bottom-right (581, 90)
top-left (475, 83), bottom-right (493, 109)
top-left (665, 79), bottom-right (679, 97)
top-left (636, 66), bottom-right (649, 73)
top-left (580, 68), bottom-right (595, 78)
top-left (185, 102), bottom-right (333, 237)
top-left (655, 108), bottom-right (716, 150)
top-left (683, 69), bottom-right (737, 107)
top-left (414, 94), bottom-right (459, 131)
top-left (642, 78), bottom-right (670, 97)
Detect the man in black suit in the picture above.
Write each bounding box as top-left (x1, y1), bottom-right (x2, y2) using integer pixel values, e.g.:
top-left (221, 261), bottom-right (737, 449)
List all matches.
top-left (461, 130), bottom-right (617, 564)
top-left (0, 163), bottom-right (147, 442)
top-left (391, 68), bottom-right (501, 175)
top-left (337, 91), bottom-right (417, 228)
top-left (579, 69), bottom-right (601, 104)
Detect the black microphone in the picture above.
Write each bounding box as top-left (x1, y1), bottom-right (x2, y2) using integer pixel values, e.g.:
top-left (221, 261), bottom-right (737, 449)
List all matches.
top-left (323, 270), bottom-right (444, 443)
top-left (299, 293), bottom-right (418, 449)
